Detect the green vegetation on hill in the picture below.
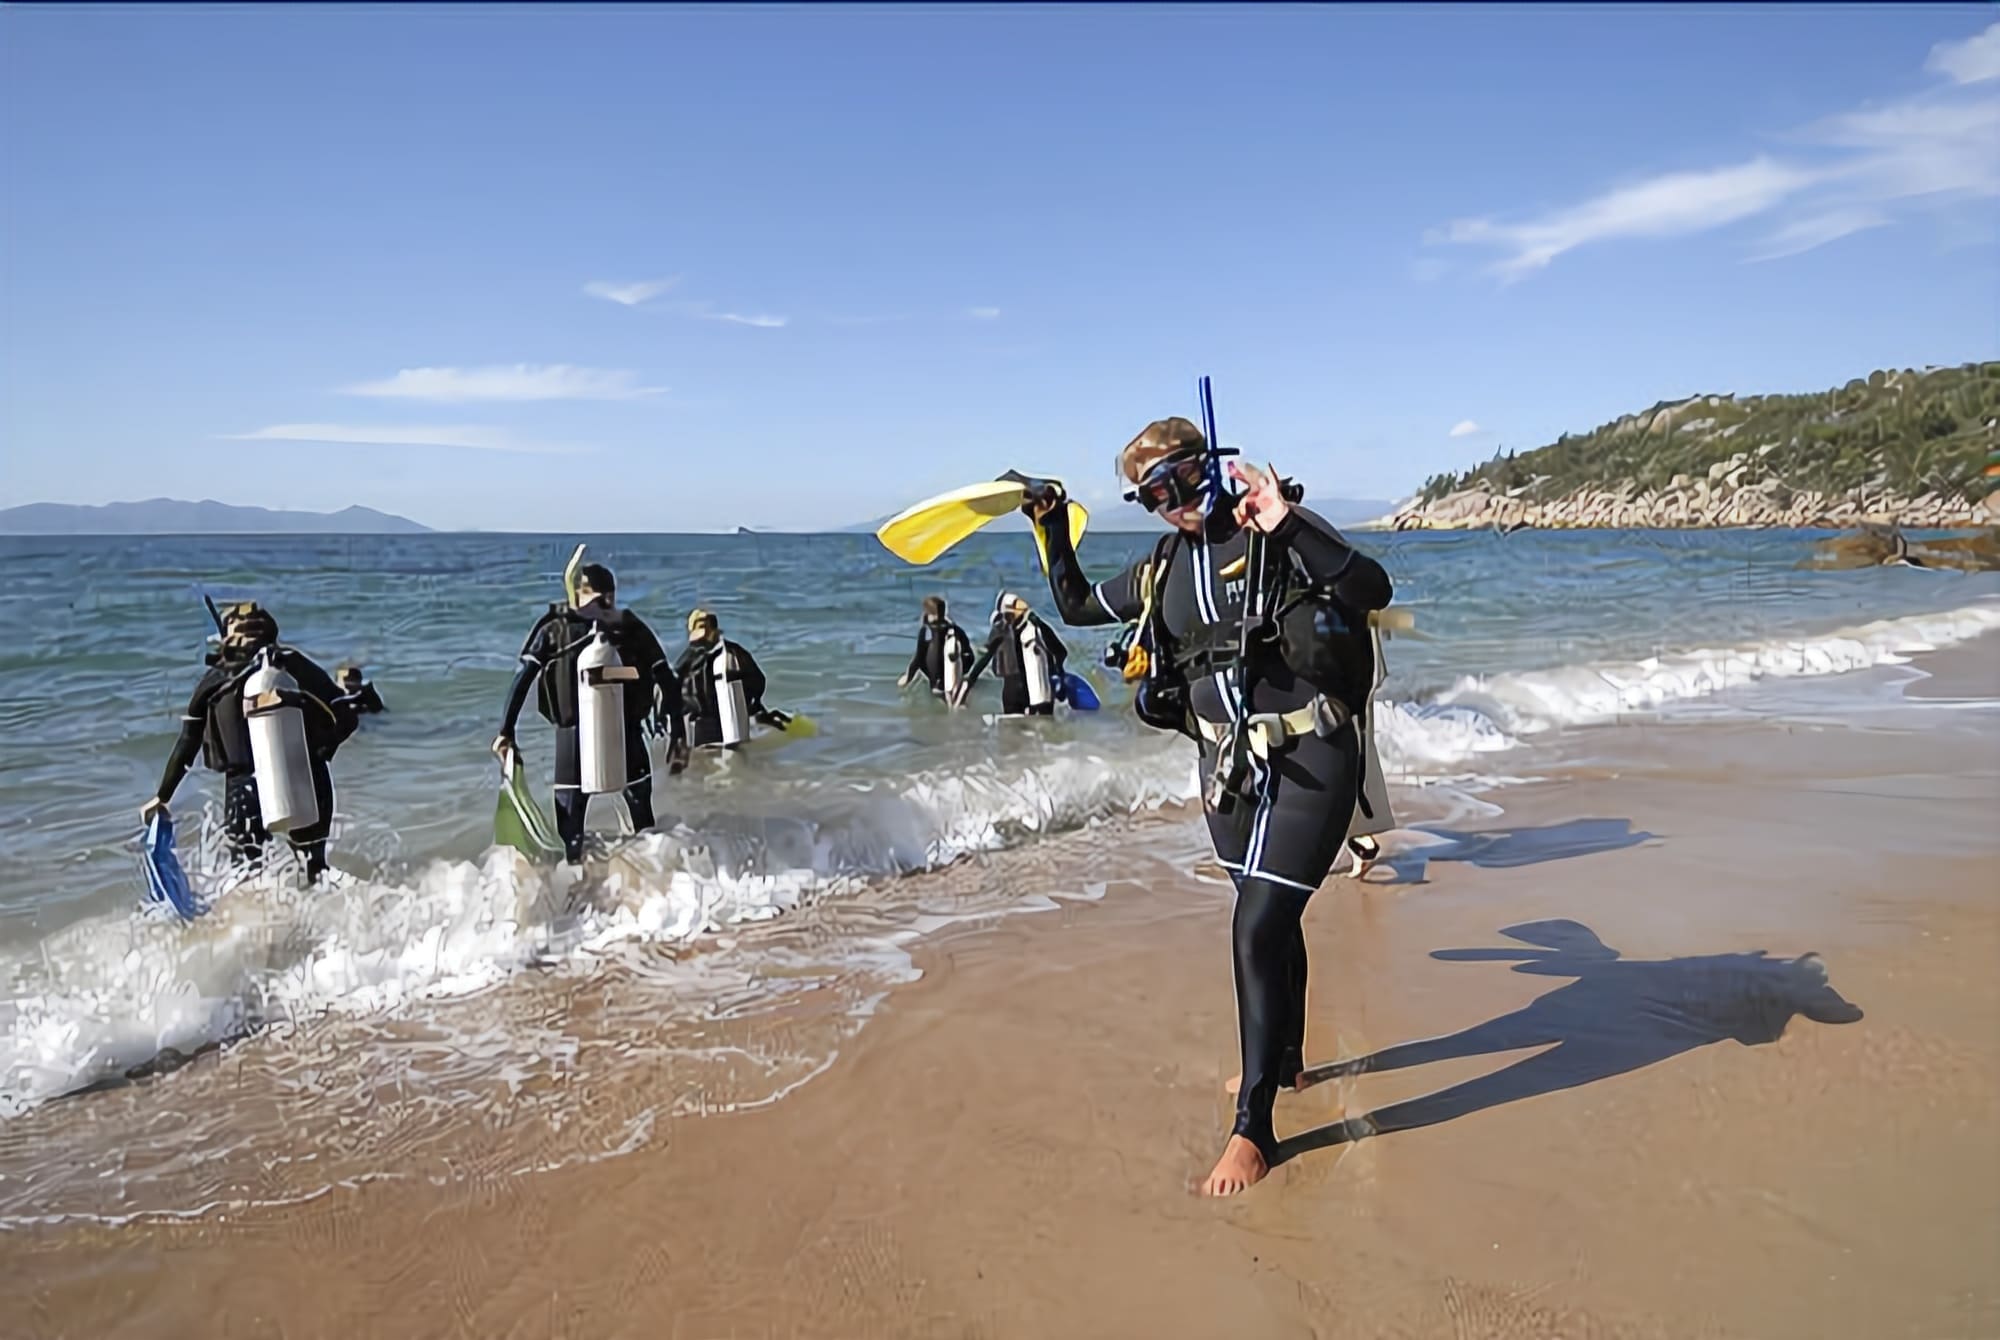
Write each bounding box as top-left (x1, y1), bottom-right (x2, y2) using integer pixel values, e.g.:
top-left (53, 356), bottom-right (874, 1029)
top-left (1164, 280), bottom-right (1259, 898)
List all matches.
top-left (1418, 362), bottom-right (2000, 507)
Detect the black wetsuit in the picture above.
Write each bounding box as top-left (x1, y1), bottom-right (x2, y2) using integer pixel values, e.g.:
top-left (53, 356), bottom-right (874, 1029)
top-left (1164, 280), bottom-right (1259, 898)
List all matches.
top-left (965, 612), bottom-right (1068, 716)
top-left (500, 602), bottom-right (684, 863)
top-left (904, 619), bottom-right (973, 697)
top-left (675, 638), bottom-right (767, 748)
top-left (155, 645), bottom-right (356, 880)
top-left (1039, 501), bottom-right (1391, 1156)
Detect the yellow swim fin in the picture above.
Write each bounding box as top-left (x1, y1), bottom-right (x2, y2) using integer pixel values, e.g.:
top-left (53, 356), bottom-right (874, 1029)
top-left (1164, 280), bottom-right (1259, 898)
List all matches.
top-left (562, 543), bottom-right (587, 606)
top-left (875, 481), bottom-right (1030, 566)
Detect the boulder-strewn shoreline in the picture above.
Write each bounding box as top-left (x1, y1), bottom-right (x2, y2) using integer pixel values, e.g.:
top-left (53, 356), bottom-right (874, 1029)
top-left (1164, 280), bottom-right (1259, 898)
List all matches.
top-left (1381, 445), bottom-right (2000, 533)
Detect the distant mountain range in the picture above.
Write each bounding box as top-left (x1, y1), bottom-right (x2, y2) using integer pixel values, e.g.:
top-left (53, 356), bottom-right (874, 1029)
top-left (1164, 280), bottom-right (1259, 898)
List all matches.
top-left (0, 499), bottom-right (433, 535)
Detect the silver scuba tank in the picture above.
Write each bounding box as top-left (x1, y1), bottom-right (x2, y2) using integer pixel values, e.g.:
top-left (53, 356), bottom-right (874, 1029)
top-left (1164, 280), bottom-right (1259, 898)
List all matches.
top-left (578, 631), bottom-right (636, 794)
top-left (941, 626), bottom-right (963, 700)
top-left (242, 651), bottom-right (320, 832)
top-left (1020, 619), bottom-right (1054, 708)
top-left (713, 644), bottom-right (749, 746)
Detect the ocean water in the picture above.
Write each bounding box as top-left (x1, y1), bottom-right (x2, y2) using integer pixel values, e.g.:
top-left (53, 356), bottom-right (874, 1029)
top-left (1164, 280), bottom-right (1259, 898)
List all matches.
top-left (0, 526), bottom-right (1996, 1223)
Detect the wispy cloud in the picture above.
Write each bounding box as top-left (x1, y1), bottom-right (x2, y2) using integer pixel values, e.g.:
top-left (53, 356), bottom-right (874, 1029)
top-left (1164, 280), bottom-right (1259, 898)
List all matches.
top-left (223, 424), bottom-right (584, 455)
top-left (1438, 158), bottom-right (1819, 279)
top-left (1927, 21), bottom-right (2000, 85)
top-left (966, 306), bottom-right (1001, 320)
top-left (343, 363), bottom-right (665, 402)
top-left (584, 278), bottom-right (678, 306)
top-left (702, 311), bottom-right (789, 329)
top-left (1435, 21), bottom-right (2000, 278)
top-left (1448, 419), bottom-right (1482, 438)
top-left (1746, 207), bottom-right (1893, 263)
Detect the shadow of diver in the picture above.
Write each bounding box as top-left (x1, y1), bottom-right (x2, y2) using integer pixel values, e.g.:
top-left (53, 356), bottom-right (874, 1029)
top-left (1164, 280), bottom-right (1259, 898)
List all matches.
top-left (1272, 919), bottom-right (1863, 1167)
top-left (1374, 818), bottom-right (1660, 885)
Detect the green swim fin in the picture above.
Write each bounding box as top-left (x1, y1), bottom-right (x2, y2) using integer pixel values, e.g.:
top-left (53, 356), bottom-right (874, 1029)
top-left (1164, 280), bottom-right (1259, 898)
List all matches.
top-left (494, 757), bottom-right (561, 860)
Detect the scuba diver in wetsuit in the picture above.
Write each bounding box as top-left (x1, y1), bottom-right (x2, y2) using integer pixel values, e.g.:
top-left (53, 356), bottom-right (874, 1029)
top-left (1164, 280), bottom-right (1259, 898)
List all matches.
top-left (677, 608), bottom-right (785, 749)
top-left (1029, 415), bottom-right (1392, 1196)
top-left (492, 563), bottom-right (687, 864)
top-left (333, 664), bottom-right (386, 717)
top-left (143, 602), bottom-right (357, 881)
top-left (955, 592), bottom-right (1069, 716)
top-left (897, 595), bottom-right (975, 702)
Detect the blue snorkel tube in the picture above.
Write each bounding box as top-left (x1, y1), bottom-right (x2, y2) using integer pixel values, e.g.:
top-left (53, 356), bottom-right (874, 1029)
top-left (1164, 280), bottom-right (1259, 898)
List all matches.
top-left (1195, 376), bottom-right (1267, 822)
top-left (1195, 375), bottom-right (1239, 518)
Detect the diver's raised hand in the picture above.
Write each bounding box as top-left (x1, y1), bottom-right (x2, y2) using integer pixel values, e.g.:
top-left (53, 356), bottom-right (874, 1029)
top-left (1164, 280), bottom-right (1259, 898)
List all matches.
top-left (1228, 460), bottom-right (1291, 534)
top-left (140, 797), bottom-right (167, 825)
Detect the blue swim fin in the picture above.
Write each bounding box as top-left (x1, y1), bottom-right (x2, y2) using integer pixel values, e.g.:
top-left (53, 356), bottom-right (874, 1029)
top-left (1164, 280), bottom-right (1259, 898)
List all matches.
top-left (142, 811), bottom-right (203, 920)
top-left (1062, 672), bottom-right (1101, 711)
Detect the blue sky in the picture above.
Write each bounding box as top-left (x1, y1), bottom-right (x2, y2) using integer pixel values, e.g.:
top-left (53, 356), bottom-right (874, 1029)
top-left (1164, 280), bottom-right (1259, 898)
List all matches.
top-left (4, 5), bottom-right (1996, 532)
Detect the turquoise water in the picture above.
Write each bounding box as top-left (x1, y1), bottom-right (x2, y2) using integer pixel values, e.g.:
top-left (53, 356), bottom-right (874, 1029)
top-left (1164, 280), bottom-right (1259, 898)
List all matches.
top-left (0, 526), bottom-right (1996, 1126)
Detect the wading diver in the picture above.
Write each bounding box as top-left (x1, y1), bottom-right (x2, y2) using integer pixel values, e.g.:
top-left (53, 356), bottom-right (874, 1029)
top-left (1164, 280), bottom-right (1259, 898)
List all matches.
top-left (1026, 408), bottom-right (1393, 1196)
top-left (492, 562), bottom-right (687, 865)
top-left (897, 595), bottom-right (975, 703)
top-left (333, 663), bottom-right (387, 717)
top-left (954, 592), bottom-right (1069, 716)
top-left (143, 602), bottom-right (357, 882)
top-left (677, 608), bottom-right (788, 749)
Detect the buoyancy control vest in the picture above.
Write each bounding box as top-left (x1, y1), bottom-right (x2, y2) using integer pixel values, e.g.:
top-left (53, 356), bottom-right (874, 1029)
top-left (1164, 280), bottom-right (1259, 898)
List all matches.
top-left (1125, 528), bottom-right (1378, 737)
top-left (530, 605), bottom-right (657, 729)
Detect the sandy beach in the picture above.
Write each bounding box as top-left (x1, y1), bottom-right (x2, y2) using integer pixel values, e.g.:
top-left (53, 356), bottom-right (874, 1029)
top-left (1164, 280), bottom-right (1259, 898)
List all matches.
top-left (5, 641), bottom-right (1997, 1340)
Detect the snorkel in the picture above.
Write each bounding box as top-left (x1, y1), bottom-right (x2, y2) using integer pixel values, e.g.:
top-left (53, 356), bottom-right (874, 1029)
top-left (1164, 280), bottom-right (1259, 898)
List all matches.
top-left (1195, 375), bottom-right (1239, 520)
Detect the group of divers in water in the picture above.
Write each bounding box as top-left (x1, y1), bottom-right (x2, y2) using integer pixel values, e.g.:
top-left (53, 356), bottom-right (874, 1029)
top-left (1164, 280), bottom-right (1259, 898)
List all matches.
top-left (138, 387), bottom-right (1402, 1196)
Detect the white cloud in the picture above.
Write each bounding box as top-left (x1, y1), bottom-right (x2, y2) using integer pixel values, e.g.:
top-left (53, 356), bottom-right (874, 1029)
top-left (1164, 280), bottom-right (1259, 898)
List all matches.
top-left (223, 424), bottom-right (584, 455)
top-left (1441, 158), bottom-right (1818, 279)
top-left (1448, 420), bottom-right (1481, 438)
top-left (704, 311), bottom-right (789, 329)
top-left (584, 278), bottom-right (678, 306)
top-left (1436, 24), bottom-right (2000, 277)
top-left (1927, 21), bottom-right (2000, 85)
top-left (1747, 207), bottom-right (1892, 263)
top-left (967, 307), bottom-right (1001, 320)
top-left (343, 364), bottom-right (665, 402)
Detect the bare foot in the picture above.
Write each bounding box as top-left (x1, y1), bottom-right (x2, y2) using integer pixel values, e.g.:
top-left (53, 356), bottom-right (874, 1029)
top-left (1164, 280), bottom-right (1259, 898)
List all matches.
top-left (1199, 1135), bottom-right (1269, 1196)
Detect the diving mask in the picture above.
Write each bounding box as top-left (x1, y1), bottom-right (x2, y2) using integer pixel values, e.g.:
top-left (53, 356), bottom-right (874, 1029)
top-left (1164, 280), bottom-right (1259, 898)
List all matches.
top-left (1122, 449), bottom-right (1212, 515)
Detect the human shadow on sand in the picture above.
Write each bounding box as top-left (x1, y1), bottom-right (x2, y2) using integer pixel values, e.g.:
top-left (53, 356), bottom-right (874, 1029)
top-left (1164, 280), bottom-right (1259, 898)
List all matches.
top-left (1271, 920), bottom-right (1863, 1167)
top-left (1371, 819), bottom-right (1658, 885)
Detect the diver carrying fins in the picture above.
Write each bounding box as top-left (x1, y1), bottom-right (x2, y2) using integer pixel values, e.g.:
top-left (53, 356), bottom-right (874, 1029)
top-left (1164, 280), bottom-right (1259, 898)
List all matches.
top-left (492, 547), bottom-right (688, 866)
top-left (143, 597), bottom-right (359, 894)
top-left (1016, 377), bottom-right (1394, 1197)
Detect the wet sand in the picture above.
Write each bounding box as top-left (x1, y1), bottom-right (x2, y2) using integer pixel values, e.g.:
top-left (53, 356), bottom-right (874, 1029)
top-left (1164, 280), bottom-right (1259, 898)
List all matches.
top-left (6, 643), bottom-right (1998, 1339)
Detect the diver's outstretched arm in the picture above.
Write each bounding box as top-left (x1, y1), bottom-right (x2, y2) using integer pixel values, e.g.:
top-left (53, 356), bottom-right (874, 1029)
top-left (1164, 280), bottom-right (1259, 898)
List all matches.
top-left (963, 628), bottom-right (1000, 689)
top-left (1272, 506), bottom-right (1394, 613)
top-left (1035, 503), bottom-right (1144, 628)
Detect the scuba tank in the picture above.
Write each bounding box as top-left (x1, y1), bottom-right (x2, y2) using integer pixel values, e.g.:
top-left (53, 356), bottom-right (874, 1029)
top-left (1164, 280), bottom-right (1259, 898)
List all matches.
top-left (242, 650), bottom-right (320, 832)
top-left (577, 631), bottom-right (635, 794)
top-left (940, 626), bottom-right (964, 701)
top-left (712, 644), bottom-right (750, 746)
top-left (1020, 619), bottom-right (1054, 708)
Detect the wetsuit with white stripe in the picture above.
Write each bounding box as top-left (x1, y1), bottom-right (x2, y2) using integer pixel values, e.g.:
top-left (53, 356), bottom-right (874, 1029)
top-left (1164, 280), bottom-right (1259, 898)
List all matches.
top-left (1038, 500), bottom-right (1391, 1155)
